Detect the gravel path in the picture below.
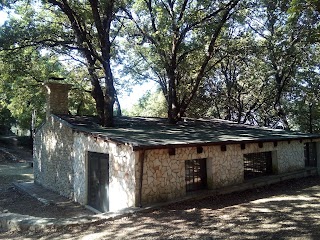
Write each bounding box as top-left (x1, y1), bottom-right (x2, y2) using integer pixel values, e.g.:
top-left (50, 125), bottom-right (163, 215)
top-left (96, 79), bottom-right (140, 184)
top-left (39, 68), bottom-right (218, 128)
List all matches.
top-left (0, 143), bottom-right (320, 239)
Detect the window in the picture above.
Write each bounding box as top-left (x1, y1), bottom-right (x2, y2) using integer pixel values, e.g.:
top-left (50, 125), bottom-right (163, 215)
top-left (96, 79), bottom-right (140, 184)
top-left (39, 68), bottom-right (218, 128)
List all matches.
top-left (185, 159), bottom-right (207, 192)
top-left (304, 143), bottom-right (317, 167)
top-left (244, 151), bottom-right (273, 180)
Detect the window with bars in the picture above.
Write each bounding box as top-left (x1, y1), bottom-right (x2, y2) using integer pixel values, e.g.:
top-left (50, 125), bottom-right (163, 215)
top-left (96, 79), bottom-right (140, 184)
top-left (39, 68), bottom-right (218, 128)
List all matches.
top-left (243, 151), bottom-right (273, 180)
top-left (304, 142), bottom-right (317, 167)
top-left (185, 159), bottom-right (207, 192)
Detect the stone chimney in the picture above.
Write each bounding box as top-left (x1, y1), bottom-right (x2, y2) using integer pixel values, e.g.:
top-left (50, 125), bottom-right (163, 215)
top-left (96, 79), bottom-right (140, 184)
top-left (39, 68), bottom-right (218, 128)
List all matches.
top-left (44, 82), bottom-right (72, 117)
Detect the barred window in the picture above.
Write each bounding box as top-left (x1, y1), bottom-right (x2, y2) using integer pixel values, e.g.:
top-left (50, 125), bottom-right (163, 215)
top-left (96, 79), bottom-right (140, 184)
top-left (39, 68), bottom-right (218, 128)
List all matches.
top-left (244, 151), bottom-right (273, 180)
top-left (185, 159), bottom-right (207, 192)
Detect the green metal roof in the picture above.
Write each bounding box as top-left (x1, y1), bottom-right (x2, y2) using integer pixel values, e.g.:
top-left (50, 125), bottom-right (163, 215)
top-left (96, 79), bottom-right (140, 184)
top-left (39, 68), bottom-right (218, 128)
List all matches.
top-left (57, 115), bottom-right (320, 150)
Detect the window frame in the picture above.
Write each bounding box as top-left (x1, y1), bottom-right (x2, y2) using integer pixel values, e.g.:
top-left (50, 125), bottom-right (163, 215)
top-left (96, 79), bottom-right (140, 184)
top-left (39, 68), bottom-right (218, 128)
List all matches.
top-left (185, 158), bottom-right (207, 192)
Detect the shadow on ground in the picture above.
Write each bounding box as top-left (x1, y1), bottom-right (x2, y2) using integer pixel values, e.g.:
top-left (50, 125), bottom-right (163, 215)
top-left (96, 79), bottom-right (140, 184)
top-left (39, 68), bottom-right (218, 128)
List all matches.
top-left (5, 176), bottom-right (319, 240)
top-left (0, 144), bottom-right (92, 219)
top-left (1, 135), bottom-right (319, 239)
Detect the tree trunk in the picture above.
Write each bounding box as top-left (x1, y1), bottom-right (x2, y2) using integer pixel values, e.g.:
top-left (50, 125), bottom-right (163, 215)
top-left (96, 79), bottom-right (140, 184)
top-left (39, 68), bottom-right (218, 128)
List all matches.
top-left (47, 0), bottom-right (116, 127)
top-left (275, 103), bottom-right (289, 129)
top-left (98, 46), bottom-right (115, 125)
top-left (309, 103), bottom-right (313, 133)
top-left (89, 68), bottom-right (105, 125)
top-left (167, 64), bottom-right (180, 124)
top-left (114, 92), bottom-right (122, 117)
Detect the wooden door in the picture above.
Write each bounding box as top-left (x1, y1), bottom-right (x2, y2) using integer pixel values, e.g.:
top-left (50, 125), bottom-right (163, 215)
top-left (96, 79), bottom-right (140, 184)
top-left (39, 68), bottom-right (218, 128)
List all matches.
top-left (88, 152), bottom-right (109, 212)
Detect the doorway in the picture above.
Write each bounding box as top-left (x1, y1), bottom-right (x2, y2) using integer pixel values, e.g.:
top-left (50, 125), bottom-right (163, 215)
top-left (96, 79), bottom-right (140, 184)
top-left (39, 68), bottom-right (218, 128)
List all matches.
top-left (87, 152), bottom-right (109, 212)
top-left (304, 142), bottom-right (317, 167)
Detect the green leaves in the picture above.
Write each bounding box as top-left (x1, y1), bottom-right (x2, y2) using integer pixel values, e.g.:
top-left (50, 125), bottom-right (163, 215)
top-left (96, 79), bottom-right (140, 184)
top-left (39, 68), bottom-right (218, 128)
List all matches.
top-left (0, 48), bottom-right (47, 130)
top-left (125, 89), bottom-right (167, 117)
top-left (123, 0), bottom-right (240, 122)
top-left (1, 0), bottom-right (320, 131)
top-left (0, 45), bottom-right (97, 130)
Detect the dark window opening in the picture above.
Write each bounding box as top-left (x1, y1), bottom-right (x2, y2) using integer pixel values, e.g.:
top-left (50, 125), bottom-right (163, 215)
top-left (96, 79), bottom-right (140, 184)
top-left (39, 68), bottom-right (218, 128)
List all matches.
top-left (197, 146), bottom-right (203, 154)
top-left (304, 143), bottom-right (317, 167)
top-left (168, 148), bottom-right (176, 155)
top-left (244, 151), bottom-right (273, 180)
top-left (185, 159), bottom-right (207, 192)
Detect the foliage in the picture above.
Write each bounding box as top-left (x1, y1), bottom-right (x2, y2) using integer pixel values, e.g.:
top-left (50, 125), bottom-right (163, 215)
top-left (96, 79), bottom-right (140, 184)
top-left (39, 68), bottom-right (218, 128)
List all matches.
top-left (67, 65), bottom-right (97, 116)
top-left (1, 0), bottom-right (320, 133)
top-left (0, 0), bottom-right (126, 126)
top-left (122, 0), bottom-right (240, 123)
top-left (0, 47), bottom-right (96, 131)
top-left (125, 90), bottom-right (167, 118)
top-left (0, 48), bottom-right (51, 130)
top-left (0, 106), bottom-right (14, 134)
top-left (188, 28), bottom-right (264, 124)
top-left (287, 44), bottom-right (320, 133)
top-left (188, 0), bottom-right (320, 131)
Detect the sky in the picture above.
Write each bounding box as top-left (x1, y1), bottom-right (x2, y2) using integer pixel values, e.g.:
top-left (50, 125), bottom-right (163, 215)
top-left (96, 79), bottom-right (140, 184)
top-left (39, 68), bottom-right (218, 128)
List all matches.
top-left (0, 11), bottom-right (7, 25)
top-left (0, 10), bottom-right (157, 111)
top-left (119, 81), bottom-right (158, 111)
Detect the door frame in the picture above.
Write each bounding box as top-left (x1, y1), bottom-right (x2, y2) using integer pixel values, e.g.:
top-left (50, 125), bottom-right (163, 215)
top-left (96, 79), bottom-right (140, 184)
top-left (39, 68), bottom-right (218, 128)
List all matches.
top-left (86, 151), bottom-right (109, 212)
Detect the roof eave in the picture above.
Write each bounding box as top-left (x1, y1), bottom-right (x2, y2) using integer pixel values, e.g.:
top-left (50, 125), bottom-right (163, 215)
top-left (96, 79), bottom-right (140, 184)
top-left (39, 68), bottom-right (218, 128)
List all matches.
top-left (131, 135), bottom-right (320, 151)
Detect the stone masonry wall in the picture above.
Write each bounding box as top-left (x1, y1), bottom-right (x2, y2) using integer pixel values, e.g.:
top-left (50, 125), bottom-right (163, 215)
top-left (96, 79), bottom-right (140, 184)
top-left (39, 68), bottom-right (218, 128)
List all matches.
top-left (73, 133), bottom-right (136, 212)
top-left (276, 141), bottom-right (305, 173)
top-left (34, 115), bottom-right (318, 210)
top-left (44, 83), bottom-right (72, 117)
top-left (138, 139), bottom-right (310, 205)
top-left (33, 115), bottom-right (74, 198)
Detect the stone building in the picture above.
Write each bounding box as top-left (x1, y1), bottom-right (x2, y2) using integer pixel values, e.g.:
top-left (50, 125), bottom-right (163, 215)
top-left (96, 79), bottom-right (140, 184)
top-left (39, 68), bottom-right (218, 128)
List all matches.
top-left (34, 82), bottom-right (320, 213)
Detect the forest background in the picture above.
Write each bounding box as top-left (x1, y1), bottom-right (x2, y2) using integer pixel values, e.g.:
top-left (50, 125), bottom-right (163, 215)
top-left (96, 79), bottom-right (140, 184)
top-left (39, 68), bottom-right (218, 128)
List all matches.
top-left (0, 0), bottom-right (319, 135)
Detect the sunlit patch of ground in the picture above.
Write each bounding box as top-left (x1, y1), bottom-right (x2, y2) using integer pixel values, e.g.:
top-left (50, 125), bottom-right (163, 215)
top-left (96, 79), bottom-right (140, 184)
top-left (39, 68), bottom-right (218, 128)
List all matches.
top-left (2, 176), bottom-right (317, 240)
top-left (1, 145), bottom-right (320, 239)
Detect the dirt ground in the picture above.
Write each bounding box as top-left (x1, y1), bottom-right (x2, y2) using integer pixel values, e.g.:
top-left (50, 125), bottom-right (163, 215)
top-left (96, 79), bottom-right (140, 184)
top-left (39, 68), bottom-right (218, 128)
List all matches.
top-left (1, 142), bottom-right (320, 239)
top-left (0, 142), bottom-right (34, 191)
top-left (0, 142), bottom-right (92, 219)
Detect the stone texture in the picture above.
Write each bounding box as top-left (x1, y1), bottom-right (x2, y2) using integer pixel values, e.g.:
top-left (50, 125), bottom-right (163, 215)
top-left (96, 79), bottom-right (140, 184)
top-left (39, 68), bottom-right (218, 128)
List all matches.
top-left (34, 114), bottom-right (320, 210)
top-left (138, 140), bottom-right (316, 205)
top-left (73, 133), bottom-right (136, 211)
top-left (34, 115), bottom-right (137, 212)
top-left (33, 115), bottom-right (74, 198)
top-left (44, 82), bottom-right (72, 117)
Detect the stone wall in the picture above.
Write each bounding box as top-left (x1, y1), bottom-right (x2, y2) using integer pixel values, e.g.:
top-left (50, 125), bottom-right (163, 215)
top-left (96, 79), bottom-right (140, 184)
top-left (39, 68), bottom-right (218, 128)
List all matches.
top-left (276, 141), bottom-right (305, 173)
top-left (135, 149), bottom-right (186, 204)
top-left (138, 139), bottom-right (312, 205)
top-left (34, 115), bottom-right (137, 212)
top-left (44, 83), bottom-right (72, 117)
top-left (34, 115), bottom-right (319, 210)
top-left (73, 132), bottom-right (136, 212)
top-left (33, 115), bottom-right (74, 198)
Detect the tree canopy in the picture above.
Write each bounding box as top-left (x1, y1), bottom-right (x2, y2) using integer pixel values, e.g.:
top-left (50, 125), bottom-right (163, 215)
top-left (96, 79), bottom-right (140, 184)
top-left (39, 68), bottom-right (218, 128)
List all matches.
top-left (122, 0), bottom-right (240, 123)
top-left (1, 0), bottom-right (125, 126)
top-left (1, 0), bottom-right (320, 133)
